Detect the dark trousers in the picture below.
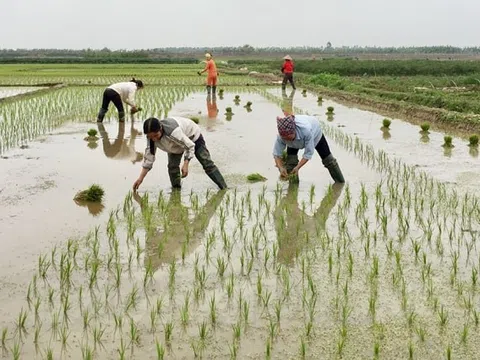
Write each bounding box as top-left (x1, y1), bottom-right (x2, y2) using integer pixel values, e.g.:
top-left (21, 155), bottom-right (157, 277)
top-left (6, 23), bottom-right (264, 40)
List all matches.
top-left (282, 73), bottom-right (296, 89)
top-left (167, 134), bottom-right (221, 188)
top-left (287, 135), bottom-right (331, 160)
top-left (97, 88), bottom-right (124, 121)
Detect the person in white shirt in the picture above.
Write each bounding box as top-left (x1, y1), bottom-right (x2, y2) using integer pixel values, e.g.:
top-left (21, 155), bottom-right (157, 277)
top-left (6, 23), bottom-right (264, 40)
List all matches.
top-left (97, 78), bottom-right (144, 122)
top-left (133, 116), bottom-right (228, 191)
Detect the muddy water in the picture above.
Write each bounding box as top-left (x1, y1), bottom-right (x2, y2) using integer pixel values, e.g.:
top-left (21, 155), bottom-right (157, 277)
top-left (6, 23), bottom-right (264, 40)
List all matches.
top-left (2, 88), bottom-right (479, 359)
top-left (267, 88), bottom-right (480, 193)
top-left (0, 89), bottom-right (383, 358)
top-left (0, 86), bottom-right (47, 99)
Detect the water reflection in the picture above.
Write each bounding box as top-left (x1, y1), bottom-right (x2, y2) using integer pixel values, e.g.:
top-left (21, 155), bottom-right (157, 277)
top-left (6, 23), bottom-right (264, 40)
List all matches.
top-left (420, 133), bottom-right (430, 143)
top-left (274, 182), bottom-right (344, 266)
top-left (469, 147), bottom-right (479, 158)
top-left (206, 94), bottom-right (219, 131)
top-left (281, 89), bottom-right (295, 116)
top-left (74, 199), bottom-right (105, 216)
top-left (381, 128), bottom-right (391, 140)
top-left (135, 190), bottom-right (227, 273)
top-left (97, 121), bottom-right (143, 163)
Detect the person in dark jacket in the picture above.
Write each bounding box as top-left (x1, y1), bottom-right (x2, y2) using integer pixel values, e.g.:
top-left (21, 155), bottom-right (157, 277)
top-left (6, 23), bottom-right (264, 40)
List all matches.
top-left (281, 55), bottom-right (296, 90)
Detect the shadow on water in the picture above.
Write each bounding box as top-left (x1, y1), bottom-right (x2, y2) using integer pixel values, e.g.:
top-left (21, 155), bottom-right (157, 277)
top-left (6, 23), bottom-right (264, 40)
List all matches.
top-left (97, 119), bottom-right (143, 163)
top-left (274, 182), bottom-right (344, 266)
top-left (134, 189), bottom-right (227, 273)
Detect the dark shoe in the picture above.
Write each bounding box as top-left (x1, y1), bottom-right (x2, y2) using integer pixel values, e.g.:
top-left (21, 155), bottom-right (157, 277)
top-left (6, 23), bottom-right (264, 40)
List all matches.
top-left (206, 168), bottom-right (227, 189)
top-left (322, 154), bottom-right (345, 183)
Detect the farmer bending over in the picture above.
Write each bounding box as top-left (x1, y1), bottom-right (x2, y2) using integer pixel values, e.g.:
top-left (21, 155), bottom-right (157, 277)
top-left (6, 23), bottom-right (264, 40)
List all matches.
top-left (97, 78), bottom-right (144, 123)
top-left (273, 114), bottom-right (345, 183)
top-left (133, 116), bottom-right (228, 191)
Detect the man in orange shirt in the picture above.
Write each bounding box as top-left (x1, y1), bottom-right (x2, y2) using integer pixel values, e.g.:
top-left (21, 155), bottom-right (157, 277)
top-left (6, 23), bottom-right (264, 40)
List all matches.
top-left (198, 52), bottom-right (218, 94)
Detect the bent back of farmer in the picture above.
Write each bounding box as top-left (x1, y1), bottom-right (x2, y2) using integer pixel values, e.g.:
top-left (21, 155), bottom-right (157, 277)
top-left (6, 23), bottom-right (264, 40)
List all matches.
top-left (133, 116), bottom-right (227, 191)
top-left (273, 114), bottom-right (345, 183)
top-left (97, 78), bottom-right (144, 122)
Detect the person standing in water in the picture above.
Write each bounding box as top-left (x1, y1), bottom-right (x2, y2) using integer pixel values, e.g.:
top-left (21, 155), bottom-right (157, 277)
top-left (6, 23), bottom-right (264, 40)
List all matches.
top-left (133, 116), bottom-right (227, 191)
top-left (281, 55), bottom-right (296, 90)
top-left (273, 114), bottom-right (345, 183)
top-left (198, 52), bottom-right (218, 94)
top-left (96, 78), bottom-right (144, 123)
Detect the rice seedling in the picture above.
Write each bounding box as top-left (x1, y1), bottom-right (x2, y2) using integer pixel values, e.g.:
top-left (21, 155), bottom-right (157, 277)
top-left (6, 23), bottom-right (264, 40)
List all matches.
top-left (442, 135), bottom-right (454, 148)
top-left (129, 318), bottom-right (141, 347)
top-left (247, 173), bottom-right (267, 182)
top-left (180, 291), bottom-right (191, 327)
top-left (469, 134), bottom-right (479, 147)
top-left (117, 338), bottom-right (127, 360)
top-left (164, 321), bottom-right (174, 344)
top-left (92, 324), bottom-right (106, 351)
top-left (11, 341), bottom-right (20, 360)
top-left (420, 122), bottom-right (430, 133)
top-left (156, 339), bottom-right (165, 360)
top-left (232, 322), bottom-right (241, 343)
top-left (1, 327), bottom-right (8, 353)
top-left (74, 184), bottom-right (105, 202)
top-left (326, 106), bottom-right (334, 114)
top-left (382, 118), bottom-right (392, 129)
top-left (265, 337), bottom-right (272, 359)
top-left (190, 116), bottom-right (200, 124)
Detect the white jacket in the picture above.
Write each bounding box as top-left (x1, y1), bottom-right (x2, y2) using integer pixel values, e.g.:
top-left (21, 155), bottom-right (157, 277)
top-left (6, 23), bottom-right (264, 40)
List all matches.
top-left (108, 82), bottom-right (137, 107)
top-left (142, 116), bottom-right (202, 170)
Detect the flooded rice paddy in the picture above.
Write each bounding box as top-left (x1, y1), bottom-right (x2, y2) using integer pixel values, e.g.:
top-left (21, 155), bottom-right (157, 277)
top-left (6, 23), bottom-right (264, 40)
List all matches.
top-left (0, 85), bottom-right (479, 359)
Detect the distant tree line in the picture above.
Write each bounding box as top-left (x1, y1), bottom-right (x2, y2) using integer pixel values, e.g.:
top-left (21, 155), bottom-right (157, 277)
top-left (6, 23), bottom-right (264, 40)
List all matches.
top-left (1, 44), bottom-right (480, 63)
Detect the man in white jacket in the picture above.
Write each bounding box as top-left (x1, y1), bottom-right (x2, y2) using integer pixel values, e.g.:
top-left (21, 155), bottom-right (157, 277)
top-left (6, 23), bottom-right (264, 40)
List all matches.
top-left (97, 78), bottom-right (144, 122)
top-left (133, 116), bottom-right (227, 190)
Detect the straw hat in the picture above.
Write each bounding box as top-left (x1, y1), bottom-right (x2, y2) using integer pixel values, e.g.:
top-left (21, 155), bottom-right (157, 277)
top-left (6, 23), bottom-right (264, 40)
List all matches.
top-left (283, 55), bottom-right (292, 60)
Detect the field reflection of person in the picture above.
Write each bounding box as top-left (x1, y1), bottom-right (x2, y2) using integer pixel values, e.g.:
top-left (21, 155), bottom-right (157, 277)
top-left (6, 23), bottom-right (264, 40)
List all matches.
top-left (273, 182), bottom-right (344, 266)
top-left (97, 121), bottom-right (144, 164)
top-left (281, 88), bottom-right (296, 116)
top-left (134, 189), bottom-right (226, 272)
top-left (206, 93), bottom-right (219, 131)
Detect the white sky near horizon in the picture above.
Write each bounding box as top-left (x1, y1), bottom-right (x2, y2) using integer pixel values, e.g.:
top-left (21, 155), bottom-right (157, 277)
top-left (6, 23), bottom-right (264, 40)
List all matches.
top-left (0, 0), bottom-right (478, 49)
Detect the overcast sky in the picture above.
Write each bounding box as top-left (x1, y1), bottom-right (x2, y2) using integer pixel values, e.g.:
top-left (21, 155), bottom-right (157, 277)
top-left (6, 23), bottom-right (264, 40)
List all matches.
top-left (1, 0), bottom-right (478, 49)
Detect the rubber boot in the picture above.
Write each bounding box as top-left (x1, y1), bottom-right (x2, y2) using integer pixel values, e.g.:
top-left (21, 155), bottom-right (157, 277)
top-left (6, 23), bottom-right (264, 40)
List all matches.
top-left (118, 111), bottom-right (126, 122)
top-left (212, 86), bottom-right (217, 94)
top-left (206, 168), bottom-right (227, 190)
top-left (206, 85), bottom-right (211, 94)
top-left (322, 154), bottom-right (345, 183)
top-left (97, 108), bottom-right (107, 122)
